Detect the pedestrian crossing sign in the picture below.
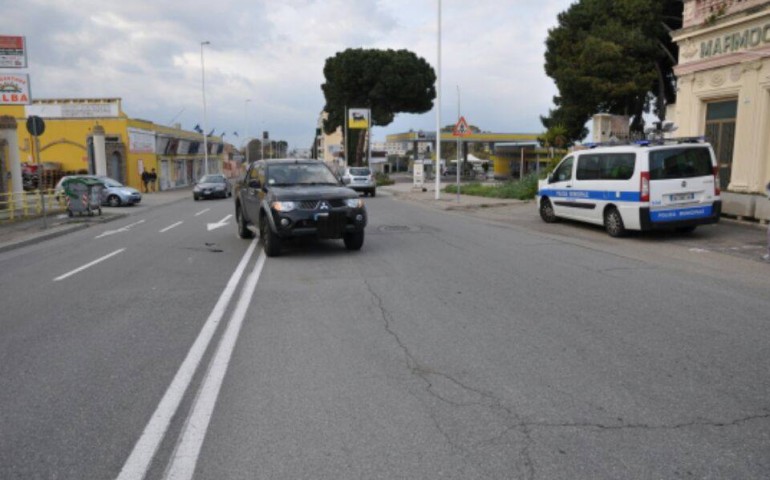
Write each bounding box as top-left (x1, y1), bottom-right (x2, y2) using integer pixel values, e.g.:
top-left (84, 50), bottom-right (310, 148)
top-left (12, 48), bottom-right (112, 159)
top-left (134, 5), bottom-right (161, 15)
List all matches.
top-left (453, 116), bottom-right (471, 137)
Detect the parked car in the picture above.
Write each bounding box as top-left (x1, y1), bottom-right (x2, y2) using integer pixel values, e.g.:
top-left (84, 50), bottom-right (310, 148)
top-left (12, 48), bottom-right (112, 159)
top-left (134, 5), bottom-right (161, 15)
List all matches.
top-left (340, 167), bottom-right (376, 197)
top-left (193, 174), bottom-right (232, 200)
top-left (235, 159), bottom-right (367, 257)
top-left (54, 175), bottom-right (142, 207)
top-left (536, 138), bottom-right (721, 237)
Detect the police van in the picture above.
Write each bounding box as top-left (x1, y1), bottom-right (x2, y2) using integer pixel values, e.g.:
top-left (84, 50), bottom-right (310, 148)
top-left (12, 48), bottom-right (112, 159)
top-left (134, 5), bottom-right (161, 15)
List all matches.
top-left (536, 138), bottom-right (721, 237)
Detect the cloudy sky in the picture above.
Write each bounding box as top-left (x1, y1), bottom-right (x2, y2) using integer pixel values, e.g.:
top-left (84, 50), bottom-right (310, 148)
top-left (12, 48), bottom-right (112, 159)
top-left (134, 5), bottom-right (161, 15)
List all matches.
top-left (6, 0), bottom-right (576, 149)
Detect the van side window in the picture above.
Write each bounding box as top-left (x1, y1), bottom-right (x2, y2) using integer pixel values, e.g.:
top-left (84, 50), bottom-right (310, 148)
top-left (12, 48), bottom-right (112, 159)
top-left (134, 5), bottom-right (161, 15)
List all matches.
top-left (649, 147), bottom-right (712, 180)
top-left (577, 154), bottom-right (636, 181)
top-left (552, 157), bottom-right (574, 182)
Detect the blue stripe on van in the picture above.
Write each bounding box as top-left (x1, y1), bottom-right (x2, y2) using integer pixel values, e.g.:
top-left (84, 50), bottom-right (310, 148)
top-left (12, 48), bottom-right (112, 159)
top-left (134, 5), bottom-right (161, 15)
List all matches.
top-left (650, 206), bottom-right (713, 223)
top-left (538, 189), bottom-right (641, 202)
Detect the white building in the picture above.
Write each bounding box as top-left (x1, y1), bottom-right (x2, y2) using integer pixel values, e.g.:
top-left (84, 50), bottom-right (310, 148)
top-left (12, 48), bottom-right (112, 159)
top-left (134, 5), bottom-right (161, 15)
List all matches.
top-left (670, 0), bottom-right (770, 221)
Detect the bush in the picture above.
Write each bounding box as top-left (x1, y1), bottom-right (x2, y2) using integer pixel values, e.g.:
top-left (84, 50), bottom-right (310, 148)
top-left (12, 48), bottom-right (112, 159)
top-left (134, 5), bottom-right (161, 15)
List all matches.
top-left (444, 173), bottom-right (539, 200)
top-left (375, 172), bottom-right (394, 186)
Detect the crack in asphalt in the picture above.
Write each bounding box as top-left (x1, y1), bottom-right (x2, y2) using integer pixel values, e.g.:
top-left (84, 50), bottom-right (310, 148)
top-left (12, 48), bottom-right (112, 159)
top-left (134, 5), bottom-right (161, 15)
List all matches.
top-left (363, 278), bottom-right (537, 480)
top-left (362, 279), bottom-right (770, 479)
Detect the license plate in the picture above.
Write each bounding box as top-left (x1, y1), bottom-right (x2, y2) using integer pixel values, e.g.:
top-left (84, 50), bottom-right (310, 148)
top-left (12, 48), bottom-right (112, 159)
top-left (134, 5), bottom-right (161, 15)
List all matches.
top-left (670, 193), bottom-right (694, 201)
top-left (314, 212), bottom-right (329, 221)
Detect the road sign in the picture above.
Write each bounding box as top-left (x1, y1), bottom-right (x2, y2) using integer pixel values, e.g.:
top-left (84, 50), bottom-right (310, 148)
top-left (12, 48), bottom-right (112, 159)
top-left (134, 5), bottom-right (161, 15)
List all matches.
top-left (26, 115), bottom-right (45, 136)
top-left (453, 116), bottom-right (471, 137)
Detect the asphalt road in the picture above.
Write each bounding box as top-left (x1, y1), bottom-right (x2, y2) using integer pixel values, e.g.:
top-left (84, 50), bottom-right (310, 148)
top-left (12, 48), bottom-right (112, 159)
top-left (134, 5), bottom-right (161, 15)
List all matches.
top-left (0, 192), bottom-right (768, 479)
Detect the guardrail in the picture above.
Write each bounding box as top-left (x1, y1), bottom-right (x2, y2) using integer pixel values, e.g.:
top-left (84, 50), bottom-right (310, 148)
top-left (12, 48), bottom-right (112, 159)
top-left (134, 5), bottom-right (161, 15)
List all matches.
top-left (0, 190), bottom-right (65, 222)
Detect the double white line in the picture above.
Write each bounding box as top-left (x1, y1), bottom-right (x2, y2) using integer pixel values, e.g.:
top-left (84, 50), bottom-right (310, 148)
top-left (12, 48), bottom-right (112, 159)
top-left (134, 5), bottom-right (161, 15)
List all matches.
top-left (118, 240), bottom-right (266, 480)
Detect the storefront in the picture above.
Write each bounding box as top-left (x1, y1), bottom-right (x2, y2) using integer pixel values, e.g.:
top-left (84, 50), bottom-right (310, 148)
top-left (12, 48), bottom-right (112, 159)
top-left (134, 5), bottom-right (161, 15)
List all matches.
top-left (670, 0), bottom-right (770, 221)
top-left (0, 98), bottom-right (225, 193)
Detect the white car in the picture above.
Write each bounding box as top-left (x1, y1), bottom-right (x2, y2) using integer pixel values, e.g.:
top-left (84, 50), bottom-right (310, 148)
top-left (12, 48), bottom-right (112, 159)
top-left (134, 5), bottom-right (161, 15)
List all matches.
top-left (341, 167), bottom-right (376, 197)
top-left (537, 138), bottom-right (721, 236)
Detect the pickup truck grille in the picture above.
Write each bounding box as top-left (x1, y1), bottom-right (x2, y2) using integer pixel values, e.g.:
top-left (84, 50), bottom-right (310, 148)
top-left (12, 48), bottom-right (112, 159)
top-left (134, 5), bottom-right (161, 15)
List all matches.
top-left (297, 199), bottom-right (347, 210)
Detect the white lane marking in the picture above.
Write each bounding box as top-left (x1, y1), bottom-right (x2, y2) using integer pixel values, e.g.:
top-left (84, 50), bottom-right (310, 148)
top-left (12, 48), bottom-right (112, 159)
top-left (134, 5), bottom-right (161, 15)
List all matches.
top-left (164, 250), bottom-right (266, 480)
top-left (160, 221), bottom-right (183, 233)
top-left (194, 208), bottom-right (211, 217)
top-left (53, 248), bottom-right (126, 282)
top-left (206, 214), bottom-right (232, 231)
top-left (116, 240), bottom-right (259, 480)
top-left (95, 219), bottom-right (146, 239)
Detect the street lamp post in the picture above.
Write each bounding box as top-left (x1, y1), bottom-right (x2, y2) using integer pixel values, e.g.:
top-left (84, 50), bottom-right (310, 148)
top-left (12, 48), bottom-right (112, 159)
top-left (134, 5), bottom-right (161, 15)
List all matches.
top-left (435, 0), bottom-right (442, 200)
top-left (200, 41), bottom-right (211, 175)
top-left (244, 99), bottom-right (251, 163)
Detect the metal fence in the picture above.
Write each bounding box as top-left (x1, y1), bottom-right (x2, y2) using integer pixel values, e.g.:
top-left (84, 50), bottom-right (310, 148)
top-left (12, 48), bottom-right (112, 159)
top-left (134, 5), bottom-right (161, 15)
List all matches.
top-left (0, 190), bottom-right (66, 223)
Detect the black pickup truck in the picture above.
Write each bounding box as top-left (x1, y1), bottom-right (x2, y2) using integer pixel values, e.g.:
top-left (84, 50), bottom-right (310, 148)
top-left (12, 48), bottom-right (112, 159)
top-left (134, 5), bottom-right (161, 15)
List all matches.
top-left (234, 159), bottom-right (368, 257)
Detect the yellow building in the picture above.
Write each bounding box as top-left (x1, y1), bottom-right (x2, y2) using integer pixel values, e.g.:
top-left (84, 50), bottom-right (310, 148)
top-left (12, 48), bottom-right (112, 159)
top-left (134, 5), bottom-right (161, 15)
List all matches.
top-left (670, 0), bottom-right (770, 221)
top-left (0, 98), bottom-right (224, 192)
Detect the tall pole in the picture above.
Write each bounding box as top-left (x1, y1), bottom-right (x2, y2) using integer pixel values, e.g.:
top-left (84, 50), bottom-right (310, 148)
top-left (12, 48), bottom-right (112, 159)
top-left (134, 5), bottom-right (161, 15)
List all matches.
top-left (456, 85), bottom-right (461, 203)
top-left (244, 99), bottom-right (251, 163)
top-left (435, 0), bottom-right (442, 199)
top-left (344, 105), bottom-right (348, 170)
top-left (200, 41), bottom-right (210, 175)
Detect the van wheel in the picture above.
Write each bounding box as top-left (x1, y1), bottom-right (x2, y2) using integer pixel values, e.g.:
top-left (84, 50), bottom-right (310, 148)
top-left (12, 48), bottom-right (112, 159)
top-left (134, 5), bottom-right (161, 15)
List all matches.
top-left (539, 198), bottom-right (557, 223)
top-left (604, 207), bottom-right (627, 237)
top-left (676, 226), bottom-right (697, 234)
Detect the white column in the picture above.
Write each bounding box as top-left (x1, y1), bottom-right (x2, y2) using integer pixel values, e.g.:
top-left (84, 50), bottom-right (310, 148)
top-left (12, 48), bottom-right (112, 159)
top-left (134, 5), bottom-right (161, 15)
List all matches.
top-left (0, 116), bottom-right (23, 208)
top-left (92, 125), bottom-right (107, 176)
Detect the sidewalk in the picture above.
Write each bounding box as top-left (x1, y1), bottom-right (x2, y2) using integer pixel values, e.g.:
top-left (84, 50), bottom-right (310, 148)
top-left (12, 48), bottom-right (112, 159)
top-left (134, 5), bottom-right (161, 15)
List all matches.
top-left (379, 178), bottom-right (526, 210)
top-left (0, 188), bottom-right (191, 253)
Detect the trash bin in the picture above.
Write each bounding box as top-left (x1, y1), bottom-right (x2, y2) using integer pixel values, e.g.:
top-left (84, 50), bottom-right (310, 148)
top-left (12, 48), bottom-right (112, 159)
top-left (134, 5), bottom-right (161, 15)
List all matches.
top-left (62, 176), bottom-right (103, 217)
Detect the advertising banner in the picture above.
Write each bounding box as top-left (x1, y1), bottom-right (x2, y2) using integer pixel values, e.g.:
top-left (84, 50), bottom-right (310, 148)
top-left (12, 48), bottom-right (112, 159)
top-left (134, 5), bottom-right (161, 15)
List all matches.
top-left (26, 102), bottom-right (119, 118)
top-left (348, 108), bottom-right (369, 129)
top-left (0, 35), bottom-right (27, 68)
top-left (0, 73), bottom-right (30, 104)
top-left (128, 128), bottom-right (156, 154)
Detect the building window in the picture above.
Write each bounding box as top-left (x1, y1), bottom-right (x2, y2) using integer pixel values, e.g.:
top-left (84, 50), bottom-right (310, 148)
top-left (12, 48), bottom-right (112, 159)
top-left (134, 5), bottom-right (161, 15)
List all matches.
top-left (704, 99), bottom-right (736, 190)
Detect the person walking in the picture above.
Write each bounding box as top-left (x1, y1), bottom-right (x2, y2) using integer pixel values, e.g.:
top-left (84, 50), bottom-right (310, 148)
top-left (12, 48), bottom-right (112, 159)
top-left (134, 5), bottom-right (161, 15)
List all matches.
top-left (141, 169), bottom-right (150, 193)
top-left (149, 168), bottom-right (158, 192)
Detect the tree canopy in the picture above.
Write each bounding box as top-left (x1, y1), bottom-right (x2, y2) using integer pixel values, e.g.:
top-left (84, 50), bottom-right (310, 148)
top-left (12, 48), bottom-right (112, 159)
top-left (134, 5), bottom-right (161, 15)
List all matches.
top-left (541, 0), bottom-right (682, 143)
top-left (321, 48), bottom-right (436, 165)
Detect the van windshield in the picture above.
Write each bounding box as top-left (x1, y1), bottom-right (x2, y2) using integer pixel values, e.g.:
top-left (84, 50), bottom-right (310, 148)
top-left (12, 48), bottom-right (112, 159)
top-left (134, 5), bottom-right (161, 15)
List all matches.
top-left (649, 147), bottom-right (713, 180)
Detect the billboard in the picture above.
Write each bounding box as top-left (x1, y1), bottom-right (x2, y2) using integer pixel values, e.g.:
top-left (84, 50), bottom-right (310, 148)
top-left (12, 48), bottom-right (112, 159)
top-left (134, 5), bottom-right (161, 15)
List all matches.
top-left (128, 128), bottom-right (156, 154)
top-left (348, 108), bottom-right (369, 129)
top-left (0, 73), bottom-right (30, 104)
top-left (0, 35), bottom-right (27, 68)
top-left (26, 102), bottom-right (119, 118)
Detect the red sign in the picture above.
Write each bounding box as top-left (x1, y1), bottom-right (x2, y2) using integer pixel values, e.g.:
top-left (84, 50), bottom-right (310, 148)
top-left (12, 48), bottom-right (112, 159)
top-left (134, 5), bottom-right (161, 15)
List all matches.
top-left (453, 116), bottom-right (472, 137)
top-left (0, 35), bottom-right (27, 68)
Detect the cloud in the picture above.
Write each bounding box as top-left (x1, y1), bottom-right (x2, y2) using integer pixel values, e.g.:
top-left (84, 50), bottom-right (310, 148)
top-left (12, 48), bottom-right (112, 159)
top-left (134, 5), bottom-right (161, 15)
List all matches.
top-left (9, 0), bottom-right (576, 148)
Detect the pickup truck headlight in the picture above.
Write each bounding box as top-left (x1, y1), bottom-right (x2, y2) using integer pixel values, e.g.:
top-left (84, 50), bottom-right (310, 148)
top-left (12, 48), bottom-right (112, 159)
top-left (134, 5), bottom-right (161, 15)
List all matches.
top-left (271, 201), bottom-right (297, 212)
top-left (345, 198), bottom-right (364, 208)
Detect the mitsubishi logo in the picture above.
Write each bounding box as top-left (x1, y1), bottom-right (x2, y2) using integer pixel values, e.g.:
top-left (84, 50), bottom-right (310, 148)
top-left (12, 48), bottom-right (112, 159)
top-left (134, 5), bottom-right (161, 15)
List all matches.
top-left (319, 201), bottom-right (330, 211)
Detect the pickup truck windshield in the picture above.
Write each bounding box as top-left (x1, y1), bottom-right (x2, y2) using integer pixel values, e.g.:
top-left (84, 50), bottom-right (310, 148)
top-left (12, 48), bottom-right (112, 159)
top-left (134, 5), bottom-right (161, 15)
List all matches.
top-left (267, 164), bottom-right (339, 186)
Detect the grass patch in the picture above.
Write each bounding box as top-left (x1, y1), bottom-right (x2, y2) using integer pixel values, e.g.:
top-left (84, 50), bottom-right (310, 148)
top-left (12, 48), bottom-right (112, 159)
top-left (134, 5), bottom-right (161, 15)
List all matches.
top-left (375, 172), bottom-right (395, 186)
top-left (444, 173), bottom-right (540, 200)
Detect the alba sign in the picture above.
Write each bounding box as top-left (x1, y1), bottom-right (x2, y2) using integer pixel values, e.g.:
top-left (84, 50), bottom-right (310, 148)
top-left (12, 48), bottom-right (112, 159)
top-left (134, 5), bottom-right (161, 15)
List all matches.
top-left (0, 74), bottom-right (30, 105)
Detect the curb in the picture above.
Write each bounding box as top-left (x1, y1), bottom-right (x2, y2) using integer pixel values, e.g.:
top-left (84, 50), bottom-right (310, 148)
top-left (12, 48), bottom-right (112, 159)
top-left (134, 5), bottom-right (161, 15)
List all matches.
top-left (0, 213), bottom-right (129, 254)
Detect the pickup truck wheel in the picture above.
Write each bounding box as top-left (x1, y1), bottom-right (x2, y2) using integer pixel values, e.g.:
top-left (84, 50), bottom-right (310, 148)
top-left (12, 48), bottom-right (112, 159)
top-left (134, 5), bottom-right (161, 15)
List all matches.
top-left (343, 230), bottom-right (364, 250)
top-left (236, 205), bottom-right (255, 239)
top-left (260, 214), bottom-right (282, 257)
